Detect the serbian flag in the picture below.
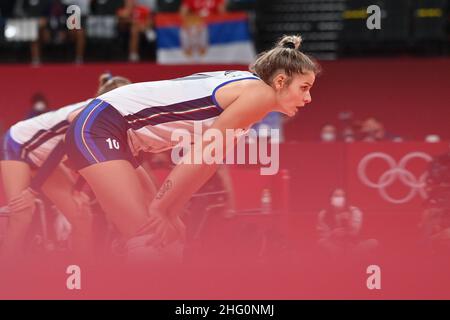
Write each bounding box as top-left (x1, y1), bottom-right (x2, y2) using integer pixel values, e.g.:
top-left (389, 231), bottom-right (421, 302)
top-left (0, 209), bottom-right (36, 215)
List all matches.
top-left (155, 12), bottom-right (256, 64)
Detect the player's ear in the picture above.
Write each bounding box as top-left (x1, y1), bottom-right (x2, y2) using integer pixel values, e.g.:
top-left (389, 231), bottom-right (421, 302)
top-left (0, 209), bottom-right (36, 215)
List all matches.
top-left (272, 73), bottom-right (287, 90)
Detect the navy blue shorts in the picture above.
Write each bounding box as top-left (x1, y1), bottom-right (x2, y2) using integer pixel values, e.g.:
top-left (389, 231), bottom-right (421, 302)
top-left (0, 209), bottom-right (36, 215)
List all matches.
top-left (65, 99), bottom-right (139, 171)
top-left (0, 129), bottom-right (37, 168)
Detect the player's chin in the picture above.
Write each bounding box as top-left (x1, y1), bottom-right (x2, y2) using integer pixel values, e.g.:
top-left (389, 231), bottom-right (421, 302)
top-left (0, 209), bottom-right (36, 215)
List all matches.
top-left (287, 110), bottom-right (298, 117)
top-left (280, 107), bottom-right (298, 117)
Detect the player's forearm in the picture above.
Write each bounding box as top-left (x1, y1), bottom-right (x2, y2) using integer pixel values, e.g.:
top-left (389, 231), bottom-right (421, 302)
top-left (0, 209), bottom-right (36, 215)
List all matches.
top-left (164, 165), bottom-right (219, 220)
top-left (150, 161), bottom-right (218, 216)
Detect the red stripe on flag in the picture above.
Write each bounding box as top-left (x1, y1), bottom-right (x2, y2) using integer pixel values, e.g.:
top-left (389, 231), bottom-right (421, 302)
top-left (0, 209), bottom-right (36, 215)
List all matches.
top-left (155, 12), bottom-right (249, 28)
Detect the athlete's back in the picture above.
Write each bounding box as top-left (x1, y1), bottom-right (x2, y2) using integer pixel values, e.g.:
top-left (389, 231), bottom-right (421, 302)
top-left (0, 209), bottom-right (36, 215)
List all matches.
top-left (97, 71), bottom-right (260, 154)
top-left (10, 99), bottom-right (91, 144)
top-left (9, 99), bottom-right (91, 166)
top-left (98, 71), bottom-right (260, 115)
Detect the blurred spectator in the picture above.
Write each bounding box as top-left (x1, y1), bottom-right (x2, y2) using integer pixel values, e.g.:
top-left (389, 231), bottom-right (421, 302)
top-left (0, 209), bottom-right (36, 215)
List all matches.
top-left (181, 0), bottom-right (225, 16)
top-left (317, 188), bottom-right (378, 259)
top-left (337, 110), bottom-right (354, 141)
top-left (425, 149), bottom-right (450, 207)
top-left (359, 117), bottom-right (402, 142)
top-left (179, 0), bottom-right (226, 56)
top-left (16, 0), bottom-right (86, 64)
top-left (341, 125), bottom-right (355, 142)
top-left (117, 0), bottom-right (154, 62)
top-left (26, 92), bottom-right (49, 119)
top-left (62, 0), bottom-right (89, 63)
top-left (320, 124), bottom-right (337, 142)
top-left (44, 0), bottom-right (70, 61)
top-left (421, 149), bottom-right (450, 254)
top-left (18, 0), bottom-right (51, 65)
top-left (420, 207), bottom-right (450, 255)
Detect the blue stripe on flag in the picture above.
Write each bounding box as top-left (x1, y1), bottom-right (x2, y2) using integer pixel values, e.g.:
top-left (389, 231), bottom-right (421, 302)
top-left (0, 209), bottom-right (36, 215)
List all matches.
top-left (157, 27), bottom-right (181, 48)
top-left (208, 20), bottom-right (251, 45)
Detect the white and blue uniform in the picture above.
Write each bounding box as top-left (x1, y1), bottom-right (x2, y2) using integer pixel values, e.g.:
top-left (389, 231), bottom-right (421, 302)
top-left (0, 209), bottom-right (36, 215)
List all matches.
top-left (65, 71), bottom-right (260, 170)
top-left (1, 100), bottom-right (90, 168)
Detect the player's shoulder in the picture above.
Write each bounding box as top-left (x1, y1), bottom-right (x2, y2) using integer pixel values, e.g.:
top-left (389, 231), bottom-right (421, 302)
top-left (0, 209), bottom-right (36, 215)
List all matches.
top-left (239, 79), bottom-right (276, 104)
top-left (215, 73), bottom-right (275, 110)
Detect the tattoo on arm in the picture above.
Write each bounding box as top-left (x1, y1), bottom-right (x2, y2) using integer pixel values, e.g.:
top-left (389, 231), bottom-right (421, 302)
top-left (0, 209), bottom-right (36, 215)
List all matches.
top-left (155, 179), bottom-right (173, 200)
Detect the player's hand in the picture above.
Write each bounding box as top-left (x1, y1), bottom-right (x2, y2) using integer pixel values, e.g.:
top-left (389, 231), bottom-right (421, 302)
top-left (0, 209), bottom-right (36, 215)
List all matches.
top-left (139, 208), bottom-right (182, 248)
top-left (72, 190), bottom-right (91, 212)
top-left (7, 188), bottom-right (37, 212)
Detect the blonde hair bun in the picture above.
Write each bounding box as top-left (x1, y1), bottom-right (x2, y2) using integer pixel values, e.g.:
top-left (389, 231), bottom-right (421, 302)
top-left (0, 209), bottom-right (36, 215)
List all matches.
top-left (277, 35), bottom-right (302, 50)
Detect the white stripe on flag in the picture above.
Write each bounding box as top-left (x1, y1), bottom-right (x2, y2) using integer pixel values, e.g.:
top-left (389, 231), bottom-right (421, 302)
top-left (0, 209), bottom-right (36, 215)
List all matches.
top-left (157, 42), bottom-right (256, 65)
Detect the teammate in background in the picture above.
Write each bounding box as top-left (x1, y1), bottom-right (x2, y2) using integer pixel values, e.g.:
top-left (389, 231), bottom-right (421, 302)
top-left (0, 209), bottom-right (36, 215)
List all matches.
top-left (0, 74), bottom-right (131, 261)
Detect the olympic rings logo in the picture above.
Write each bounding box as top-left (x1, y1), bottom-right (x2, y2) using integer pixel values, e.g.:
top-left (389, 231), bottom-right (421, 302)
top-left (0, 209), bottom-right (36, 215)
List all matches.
top-left (357, 152), bottom-right (433, 204)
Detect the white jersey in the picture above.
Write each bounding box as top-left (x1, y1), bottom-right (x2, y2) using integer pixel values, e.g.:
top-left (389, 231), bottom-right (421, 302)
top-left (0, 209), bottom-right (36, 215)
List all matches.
top-left (10, 99), bottom-right (91, 166)
top-left (98, 71), bottom-right (260, 154)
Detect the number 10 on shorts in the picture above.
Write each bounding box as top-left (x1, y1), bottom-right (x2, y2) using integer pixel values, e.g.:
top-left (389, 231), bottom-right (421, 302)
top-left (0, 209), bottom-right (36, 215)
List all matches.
top-left (106, 138), bottom-right (120, 150)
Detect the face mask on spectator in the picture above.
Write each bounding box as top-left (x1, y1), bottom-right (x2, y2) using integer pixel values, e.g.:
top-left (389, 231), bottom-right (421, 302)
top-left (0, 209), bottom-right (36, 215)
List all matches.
top-left (331, 196), bottom-right (346, 208)
top-left (33, 101), bottom-right (47, 112)
top-left (321, 132), bottom-right (336, 142)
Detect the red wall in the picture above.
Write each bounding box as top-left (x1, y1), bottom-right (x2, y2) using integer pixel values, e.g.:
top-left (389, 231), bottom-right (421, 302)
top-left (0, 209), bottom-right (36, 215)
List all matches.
top-left (1, 58), bottom-right (450, 140)
top-left (287, 57), bottom-right (450, 141)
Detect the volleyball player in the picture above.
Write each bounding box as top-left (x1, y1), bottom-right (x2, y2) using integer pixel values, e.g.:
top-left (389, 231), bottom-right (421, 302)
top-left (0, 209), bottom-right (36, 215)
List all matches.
top-left (63, 35), bottom-right (320, 259)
